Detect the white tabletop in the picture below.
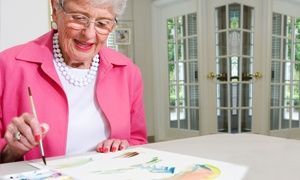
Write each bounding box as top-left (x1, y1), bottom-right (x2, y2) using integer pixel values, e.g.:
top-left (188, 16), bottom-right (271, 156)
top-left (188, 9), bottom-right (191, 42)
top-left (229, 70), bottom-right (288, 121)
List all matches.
top-left (144, 133), bottom-right (300, 180)
top-left (1, 133), bottom-right (300, 179)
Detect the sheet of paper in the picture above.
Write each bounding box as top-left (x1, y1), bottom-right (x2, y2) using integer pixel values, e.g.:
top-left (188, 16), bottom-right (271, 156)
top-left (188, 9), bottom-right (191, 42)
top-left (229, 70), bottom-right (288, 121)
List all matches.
top-left (28, 147), bottom-right (247, 180)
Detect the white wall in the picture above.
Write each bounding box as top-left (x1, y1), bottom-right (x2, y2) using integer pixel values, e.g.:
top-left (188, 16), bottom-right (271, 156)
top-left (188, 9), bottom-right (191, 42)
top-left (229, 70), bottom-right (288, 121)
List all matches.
top-left (118, 0), bottom-right (155, 137)
top-left (132, 0), bottom-right (154, 137)
top-left (0, 0), bottom-right (49, 51)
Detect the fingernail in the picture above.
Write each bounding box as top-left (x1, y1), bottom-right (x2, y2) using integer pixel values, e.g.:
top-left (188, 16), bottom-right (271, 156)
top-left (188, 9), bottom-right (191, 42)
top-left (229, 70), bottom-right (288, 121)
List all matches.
top-left (103, 147), bottom-right (108, 153)
top-left (34, 134), bottom-right (41, 142)
top-left (97, 147), bottom-right (102, 152)
top-left (111, 147), bottom-right (116, 152)
top-left (119, 146), bottom-right (124, 150)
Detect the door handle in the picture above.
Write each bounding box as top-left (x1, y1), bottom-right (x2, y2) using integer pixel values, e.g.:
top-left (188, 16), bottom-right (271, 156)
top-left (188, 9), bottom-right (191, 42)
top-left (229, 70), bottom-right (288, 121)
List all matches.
top-left (207, 72), bottom-right (227, 81)
top-left (243, 72), bottom-right (263, 80)
top-left (208, 72), bottom-right (262, 81)
top-left (207, 72), bottom-right (217, 79)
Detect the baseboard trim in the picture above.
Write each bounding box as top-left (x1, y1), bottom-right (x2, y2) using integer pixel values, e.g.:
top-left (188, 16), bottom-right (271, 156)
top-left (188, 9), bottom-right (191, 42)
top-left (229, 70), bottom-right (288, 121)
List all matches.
top-left (147, 136), bottom-right (155, 143)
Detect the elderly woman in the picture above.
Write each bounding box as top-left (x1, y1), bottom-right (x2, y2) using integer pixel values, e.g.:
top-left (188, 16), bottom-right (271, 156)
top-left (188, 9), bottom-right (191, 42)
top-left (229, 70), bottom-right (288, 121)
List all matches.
top-left (0, 0), bottom-right (147, 163)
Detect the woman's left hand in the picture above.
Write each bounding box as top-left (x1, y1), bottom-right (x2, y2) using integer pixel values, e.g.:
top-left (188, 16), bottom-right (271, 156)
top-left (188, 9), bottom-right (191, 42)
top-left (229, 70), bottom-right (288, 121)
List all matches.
top-left (96, 139), bottom-right (129, 153)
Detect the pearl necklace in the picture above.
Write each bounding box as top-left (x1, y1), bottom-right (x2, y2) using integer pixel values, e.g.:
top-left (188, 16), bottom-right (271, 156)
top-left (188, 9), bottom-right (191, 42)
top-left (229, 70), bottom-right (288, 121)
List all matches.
top-left (52, 33), bottom-right (99, 87)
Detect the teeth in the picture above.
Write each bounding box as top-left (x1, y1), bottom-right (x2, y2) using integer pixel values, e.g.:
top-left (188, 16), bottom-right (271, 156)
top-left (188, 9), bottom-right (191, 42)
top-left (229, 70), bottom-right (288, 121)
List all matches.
top-left (76, 40), bottom-right (92, 46)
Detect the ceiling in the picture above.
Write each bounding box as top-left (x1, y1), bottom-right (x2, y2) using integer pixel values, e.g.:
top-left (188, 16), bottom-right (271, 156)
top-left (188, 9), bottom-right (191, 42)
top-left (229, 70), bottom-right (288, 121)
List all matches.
top-left (277, 0), bottom-right (300, 4)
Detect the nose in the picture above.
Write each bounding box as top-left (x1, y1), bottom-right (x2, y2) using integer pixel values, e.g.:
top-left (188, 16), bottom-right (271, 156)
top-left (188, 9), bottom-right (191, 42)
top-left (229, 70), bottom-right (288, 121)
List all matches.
top-left (81, 22), bottom-right (97, 39)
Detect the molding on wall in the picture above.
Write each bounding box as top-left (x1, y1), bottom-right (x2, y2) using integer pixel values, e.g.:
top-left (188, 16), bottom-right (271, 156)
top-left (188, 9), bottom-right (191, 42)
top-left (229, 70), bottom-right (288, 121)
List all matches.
top-left (152, 0), bottom-right (183, 7)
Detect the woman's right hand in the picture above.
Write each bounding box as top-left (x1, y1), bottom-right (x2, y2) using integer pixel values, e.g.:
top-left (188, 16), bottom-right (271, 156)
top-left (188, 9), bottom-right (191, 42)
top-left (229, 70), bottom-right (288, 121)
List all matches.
top-left (1, 113), bottom-right (49, 163)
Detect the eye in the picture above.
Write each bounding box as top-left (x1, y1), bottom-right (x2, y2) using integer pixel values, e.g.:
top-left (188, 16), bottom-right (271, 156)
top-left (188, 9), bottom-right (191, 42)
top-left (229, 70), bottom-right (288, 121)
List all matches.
top-left (71, 14), bottom-right (88, 22)
top-left (95, 19), bottom-right (112, 28)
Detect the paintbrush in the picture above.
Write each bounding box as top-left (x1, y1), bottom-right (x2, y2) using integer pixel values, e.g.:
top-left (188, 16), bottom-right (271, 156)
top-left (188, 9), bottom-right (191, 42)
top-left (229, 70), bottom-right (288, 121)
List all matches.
top-left (28, 87), bottom-right (47, 165)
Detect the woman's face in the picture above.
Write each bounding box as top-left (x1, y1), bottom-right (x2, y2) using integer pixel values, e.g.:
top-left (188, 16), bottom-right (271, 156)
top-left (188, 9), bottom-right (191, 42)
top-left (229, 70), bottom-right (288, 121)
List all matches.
top-left (52, 0), bottom-right (116, 65)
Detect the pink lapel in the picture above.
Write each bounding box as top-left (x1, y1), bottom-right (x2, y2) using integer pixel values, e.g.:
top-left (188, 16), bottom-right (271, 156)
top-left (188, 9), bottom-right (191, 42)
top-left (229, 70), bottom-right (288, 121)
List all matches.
top-left (15, 31), bottom-right (63, 88)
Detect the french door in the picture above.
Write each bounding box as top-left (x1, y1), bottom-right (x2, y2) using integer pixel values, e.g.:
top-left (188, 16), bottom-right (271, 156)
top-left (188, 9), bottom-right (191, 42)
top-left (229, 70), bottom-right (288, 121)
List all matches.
top-left (207, 0), bottom-right (265, 134)
top-left (153, 0), bottom-right (201, 140)
top-left (269, 1), bottom-right (300, 139)
top-left (153, 0), bottom-right (267, 141)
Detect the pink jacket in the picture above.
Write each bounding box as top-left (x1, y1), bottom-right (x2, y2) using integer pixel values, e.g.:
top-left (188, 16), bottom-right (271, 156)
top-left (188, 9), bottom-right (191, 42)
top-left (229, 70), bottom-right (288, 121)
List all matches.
top-left (0, 31), bottom-right (147, 161)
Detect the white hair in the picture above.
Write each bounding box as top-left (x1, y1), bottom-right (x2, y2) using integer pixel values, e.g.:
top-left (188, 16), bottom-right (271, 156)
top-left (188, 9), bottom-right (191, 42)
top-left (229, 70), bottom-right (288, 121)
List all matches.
top-left (59, 0), bottom-right (128, 16)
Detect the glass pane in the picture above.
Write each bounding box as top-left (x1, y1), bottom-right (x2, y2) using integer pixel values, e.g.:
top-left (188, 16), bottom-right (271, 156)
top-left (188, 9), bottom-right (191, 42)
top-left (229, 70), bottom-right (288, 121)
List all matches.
top-left (292, 63), bottom-right (300, 81)
top-left (189, 85), bottom-right (199, 107)
top-left (187, 13), bottom-right (197, 36)
top-left (282, 62), bottom-right (291, 83)
top-left (230, 83), bottom-right (239, 107)
top-left (228, 30), bottom-right (241, 55)
top-left (271, 85), bottom-right (280, 106)
top-left (189, 61), bottom-right (198, 83)
top-left (281, 108), bottom-right (290, 129)
top-left (241, 83), bottom-right (252, 107)
top-left (217, 109), bottom-right (228, 132)
top-left (231, 109), bottom-right (239, 133)
top-left (230, 57), bottom-right (240, 82)
top-left (291, 118), bottom-right (300, 128)
top-left (242, 58), bottom-right (253, 81)
top-left (178, 85), bottom-right (187, 106)
top-left (178, 62), bottom-right (187, 84)
top-left (217, 58), bottom-right (228, 81)
top-left (243, 6), bottom-right (254, 30)
top-left (190, 109), bottom-right (199, 130)
top-left (283, 15), bottom-right (292, 38)
top-left (217, 84), bottom-right (228, 107)
top-left (271, 61), bottom-right (281, 83)
top-left (283, 85), bottom-right (290, 106)
top-left (168, 42), bottom-right (175, 62)
top-left (177, 15), bottom-right (186, 38)
top-left (295, 43), bottom-right (300, 62)
top-left (169, 107), bottom-right (178, 128)
top-left (177, 39), bottom-right (186, 61)
top-left (216, 32), bottom-right (227, 56)
top-left (272, 13), bottom-right (282, 35)
top-left (215, 6), bottom-right (226, 30)
top-left (241, 109), bottom-right (252, 132)
top-left (228, 3), bottom-right (240, 29)
top-left (243, 31), bottom-right (253, 56)
top-left (296, 18), bottom-right (300, 42)
top-left (179, 108), bottom-right (188, 129)
top-left (272, 37), bottom-right (281, 59)
top-left (167, 18), bottom-right (175, 40)
top-left (291, 100), bottom-right (300, 128)
top-left (270, 108), bottom-right (279, 130)
top-left (188, 37), bottom-right (198, 59)
top-left (292, 82), bottom-right (300, 107)
top-left (169, 85), bottom-right (177, 106)
top-left (283, 39), bottom-right (292, 60)
top-left (169, 63), bottom-right (176, 84)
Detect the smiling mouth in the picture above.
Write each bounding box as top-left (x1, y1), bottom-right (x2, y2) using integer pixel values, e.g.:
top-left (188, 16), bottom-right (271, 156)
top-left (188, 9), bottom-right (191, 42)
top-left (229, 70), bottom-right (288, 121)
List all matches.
top-left (74, 39), bottom-right (94, 51)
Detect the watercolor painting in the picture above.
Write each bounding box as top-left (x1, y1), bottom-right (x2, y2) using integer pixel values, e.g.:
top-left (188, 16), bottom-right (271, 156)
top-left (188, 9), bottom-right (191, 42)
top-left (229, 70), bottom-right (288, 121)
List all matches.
top-left (24, 147), bottom-right (246, 180)
top-left (114, 28), bottom-right (131, 45)
top-left (1, 169), bottom-right (72, 180)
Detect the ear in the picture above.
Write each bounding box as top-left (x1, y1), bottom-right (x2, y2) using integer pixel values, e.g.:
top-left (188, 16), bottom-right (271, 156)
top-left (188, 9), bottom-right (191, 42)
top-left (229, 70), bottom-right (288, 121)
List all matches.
top-left (50, 0), bottom-right (59, 22)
